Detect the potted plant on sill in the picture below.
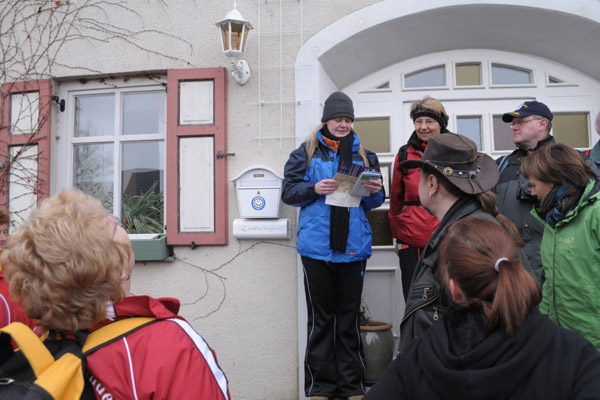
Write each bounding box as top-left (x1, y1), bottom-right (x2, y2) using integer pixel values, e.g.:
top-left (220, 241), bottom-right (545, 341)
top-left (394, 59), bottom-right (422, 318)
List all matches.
top-left (359, 303), bottom-right (394, 385)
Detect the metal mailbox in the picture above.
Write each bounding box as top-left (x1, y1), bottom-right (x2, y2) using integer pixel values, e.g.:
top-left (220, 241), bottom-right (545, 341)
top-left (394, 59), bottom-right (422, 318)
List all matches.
top-left (231, 165), bottom-right (283, 219)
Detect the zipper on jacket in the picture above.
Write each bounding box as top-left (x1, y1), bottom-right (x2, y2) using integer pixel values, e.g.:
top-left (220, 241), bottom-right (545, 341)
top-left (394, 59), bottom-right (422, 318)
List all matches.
top-left (422, 287), bottom-right (430, 301)
top-left (401, 287), bottom-right (439, 325)
top-left (433, 306), bottom-right (439, 321)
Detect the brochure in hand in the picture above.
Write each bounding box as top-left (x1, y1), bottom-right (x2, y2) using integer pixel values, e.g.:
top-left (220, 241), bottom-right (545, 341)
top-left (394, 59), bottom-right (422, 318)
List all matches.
top-left (325, 160), bottom-right (382, 207)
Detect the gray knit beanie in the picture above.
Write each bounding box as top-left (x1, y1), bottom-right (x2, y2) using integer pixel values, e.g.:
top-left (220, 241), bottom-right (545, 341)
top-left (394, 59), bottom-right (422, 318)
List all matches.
top-left (321, 91), bottom-right (354, 122)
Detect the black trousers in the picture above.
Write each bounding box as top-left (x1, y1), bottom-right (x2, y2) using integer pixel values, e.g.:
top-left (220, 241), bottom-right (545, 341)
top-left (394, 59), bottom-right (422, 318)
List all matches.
top-left (301, 256), bottom-right (366, 398)
top-left (398, 244), bottom-right (421, 301)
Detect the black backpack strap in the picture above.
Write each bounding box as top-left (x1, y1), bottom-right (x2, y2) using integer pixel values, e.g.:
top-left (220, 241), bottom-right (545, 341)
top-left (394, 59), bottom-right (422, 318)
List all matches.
top-left (0, 322), bottom-right (92, 400)
top-left (396, 145), bottom-right (421, 207)
top-left (0, 322), bottom-right (52, 378)
top-left (397, 145), bottom-right (409, 172)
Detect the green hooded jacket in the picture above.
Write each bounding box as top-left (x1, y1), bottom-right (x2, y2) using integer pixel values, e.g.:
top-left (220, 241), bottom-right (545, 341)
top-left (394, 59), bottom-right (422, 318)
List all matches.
top-left (532, 178), bottom-right (600, 350)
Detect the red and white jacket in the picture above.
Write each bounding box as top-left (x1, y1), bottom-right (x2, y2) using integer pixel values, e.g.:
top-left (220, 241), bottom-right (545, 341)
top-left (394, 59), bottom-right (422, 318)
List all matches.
top-left (85, 296), bottom-right (230, 400)
top-left (388, 132), bottom-right (440, 249)
top-left (0, 269), bottom-right (38, 331)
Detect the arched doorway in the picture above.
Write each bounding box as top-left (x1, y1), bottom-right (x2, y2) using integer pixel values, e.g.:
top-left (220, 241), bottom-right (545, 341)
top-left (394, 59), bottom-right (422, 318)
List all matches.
top-left (294, 2), bottom-right (600, 397)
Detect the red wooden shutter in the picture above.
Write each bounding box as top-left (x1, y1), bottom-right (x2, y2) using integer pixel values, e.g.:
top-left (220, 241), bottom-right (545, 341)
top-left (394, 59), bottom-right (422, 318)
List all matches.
top-left (166, 68), bottom-right (228, 246)
top-left (0, 80), bottom-right (52, 218)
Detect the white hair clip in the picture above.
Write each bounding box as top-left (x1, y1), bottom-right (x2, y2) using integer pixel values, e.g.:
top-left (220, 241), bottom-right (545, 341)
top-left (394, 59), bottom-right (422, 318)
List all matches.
top-left (495, 257), bottom-right (509, 272)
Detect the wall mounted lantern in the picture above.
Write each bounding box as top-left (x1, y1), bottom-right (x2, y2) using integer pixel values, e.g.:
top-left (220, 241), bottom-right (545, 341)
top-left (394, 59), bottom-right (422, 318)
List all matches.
top-left (216, 1), bottom-right (253, 85)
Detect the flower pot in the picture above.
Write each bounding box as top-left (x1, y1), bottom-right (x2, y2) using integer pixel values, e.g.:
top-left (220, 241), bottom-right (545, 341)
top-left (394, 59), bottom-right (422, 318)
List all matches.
top-left (360, 319), bottom-right (394, 384)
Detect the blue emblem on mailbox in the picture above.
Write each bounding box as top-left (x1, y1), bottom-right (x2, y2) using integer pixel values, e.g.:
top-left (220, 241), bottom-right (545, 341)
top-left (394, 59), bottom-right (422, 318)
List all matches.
top-left (252, 196), bottom-right (266, 210)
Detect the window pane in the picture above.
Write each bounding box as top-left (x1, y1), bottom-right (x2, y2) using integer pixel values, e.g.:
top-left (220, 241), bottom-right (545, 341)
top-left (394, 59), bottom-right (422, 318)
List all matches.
top-left (121, 141), bottom-right (165, 234)
top-left (122, 92), bottom-right (166, 135)
top-left (553, 113), bottom-right (589, 148)
top-left (493, 115), bottom-right (515, 151)
top-left (73, 143), bottom-right (114, 212)
top-left (74, 94), bottom-right (115, 137)
top-left (456, 116), bottom-right (482, 150)
top-left (491, 65), bottom-right (532, 85)
top-left (10, 92), bottom-right (39, 135)
top-left (456, 63), bottom-right (481, 86)
top-left (405, 66), bottom-right (445, 88)
top-left (353, 118), bottom-right (390, 153)
top-left (366, 210), bottom-right (393, 246)
top-left (8, 145), bottom-right (38, 226)
top-left (548, 76), bottom-right (563, 84)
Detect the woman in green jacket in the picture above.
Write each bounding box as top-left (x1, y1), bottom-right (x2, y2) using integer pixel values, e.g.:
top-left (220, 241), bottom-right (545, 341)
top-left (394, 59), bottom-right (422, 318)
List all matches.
top-left (521, 143), bottom-right (600, 349)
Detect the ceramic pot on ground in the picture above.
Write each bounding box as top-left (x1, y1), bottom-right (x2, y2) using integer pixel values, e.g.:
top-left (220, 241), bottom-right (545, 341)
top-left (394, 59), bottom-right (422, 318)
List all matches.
top-left (360, 319), bottom-right (394, 384)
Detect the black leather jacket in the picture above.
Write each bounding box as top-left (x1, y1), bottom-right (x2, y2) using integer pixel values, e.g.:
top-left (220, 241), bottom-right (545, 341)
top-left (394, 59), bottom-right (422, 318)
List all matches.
top-left (399, 197), bottom-right (497, 350)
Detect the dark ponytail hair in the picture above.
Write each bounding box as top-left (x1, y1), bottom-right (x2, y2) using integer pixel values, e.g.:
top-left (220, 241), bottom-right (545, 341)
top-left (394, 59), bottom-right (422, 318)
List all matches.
top-left (476, 191), bottom-right (524, 247)
top-left (439, 216), bottom-right (541, 336)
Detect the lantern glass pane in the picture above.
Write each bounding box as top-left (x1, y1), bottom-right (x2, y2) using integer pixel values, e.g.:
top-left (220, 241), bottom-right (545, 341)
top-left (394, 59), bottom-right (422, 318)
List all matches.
top-left (230, 22), bottom-right (244, 51)
top-left (220, 25), bottom-right (230, 51)
top-left (241, 25), bottom-right (248, 53)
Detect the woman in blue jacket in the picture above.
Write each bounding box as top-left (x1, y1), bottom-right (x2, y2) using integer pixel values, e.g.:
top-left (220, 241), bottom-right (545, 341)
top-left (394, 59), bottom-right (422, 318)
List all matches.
top-left (282, 91), bottom-right (384, 400)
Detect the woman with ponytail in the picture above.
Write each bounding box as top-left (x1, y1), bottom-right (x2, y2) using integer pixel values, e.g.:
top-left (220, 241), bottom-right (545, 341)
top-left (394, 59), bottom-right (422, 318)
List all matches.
top-left (282, 91), bottom-right (384, 400)
top-left (397, 133), bottom-right (535, 351)
top-left (521, 143), bottom-right (600, 350)
top-left (365, 217), bottom-right (600, 400)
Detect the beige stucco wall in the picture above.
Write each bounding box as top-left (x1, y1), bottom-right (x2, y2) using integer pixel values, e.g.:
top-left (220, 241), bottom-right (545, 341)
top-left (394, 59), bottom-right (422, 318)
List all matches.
top-left (9, 1), bottom-right (599, 398)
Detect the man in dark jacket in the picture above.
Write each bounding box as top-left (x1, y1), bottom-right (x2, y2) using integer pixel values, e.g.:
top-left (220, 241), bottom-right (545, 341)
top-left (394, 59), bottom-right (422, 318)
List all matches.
top-left (492, 101), bottom-right (554, 285)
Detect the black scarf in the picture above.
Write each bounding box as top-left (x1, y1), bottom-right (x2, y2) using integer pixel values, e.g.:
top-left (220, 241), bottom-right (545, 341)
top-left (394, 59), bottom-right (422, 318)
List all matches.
top-left (322, 126), bottom-right (354, 252)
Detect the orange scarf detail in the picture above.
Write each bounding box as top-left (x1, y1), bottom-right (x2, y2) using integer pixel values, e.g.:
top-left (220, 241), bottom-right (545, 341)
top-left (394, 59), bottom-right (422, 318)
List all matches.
top-left (322, 135), bottom-right (340, 152)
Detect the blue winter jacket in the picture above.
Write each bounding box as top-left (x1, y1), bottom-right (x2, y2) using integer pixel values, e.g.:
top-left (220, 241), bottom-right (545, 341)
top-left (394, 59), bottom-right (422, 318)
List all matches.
top-left (282, 130), bottom-right (384, 263)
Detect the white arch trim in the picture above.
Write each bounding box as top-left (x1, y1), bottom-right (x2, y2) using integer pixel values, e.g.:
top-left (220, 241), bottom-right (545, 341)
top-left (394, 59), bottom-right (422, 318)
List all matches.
top-left (294, 2), bottom-right (600, 397)
top-left (295, 0), bottom-right (600, 145)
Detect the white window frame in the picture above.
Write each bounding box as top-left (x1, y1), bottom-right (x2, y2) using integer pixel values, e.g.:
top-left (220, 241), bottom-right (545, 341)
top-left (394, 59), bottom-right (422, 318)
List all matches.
top-left (54, 77), bottom-right (167, 233)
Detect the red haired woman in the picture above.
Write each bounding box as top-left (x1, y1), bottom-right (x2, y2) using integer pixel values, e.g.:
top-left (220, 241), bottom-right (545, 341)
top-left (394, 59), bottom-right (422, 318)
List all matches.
top-left (365, 217), bottom-right (600, 399)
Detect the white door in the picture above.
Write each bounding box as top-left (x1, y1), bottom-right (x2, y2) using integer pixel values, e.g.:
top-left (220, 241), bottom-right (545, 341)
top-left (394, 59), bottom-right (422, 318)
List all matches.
top-left (346, 49), bottom-right (600, 351)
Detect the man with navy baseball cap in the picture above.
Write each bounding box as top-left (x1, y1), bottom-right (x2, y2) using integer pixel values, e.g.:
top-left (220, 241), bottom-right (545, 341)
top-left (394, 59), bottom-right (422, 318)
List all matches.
top-left (493, 100), bottom-right (555, 285)
top-left (501, 101), bottom-right (554, 149)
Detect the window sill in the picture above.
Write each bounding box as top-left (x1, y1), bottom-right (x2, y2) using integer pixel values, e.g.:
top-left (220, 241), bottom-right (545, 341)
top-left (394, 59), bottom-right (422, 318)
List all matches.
top-left (130, 233), bottom-right (174, 262)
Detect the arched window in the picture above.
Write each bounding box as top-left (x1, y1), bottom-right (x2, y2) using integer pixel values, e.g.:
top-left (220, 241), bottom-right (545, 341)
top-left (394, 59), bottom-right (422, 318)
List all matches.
top-left (344, 49), bottom-right (600, 247)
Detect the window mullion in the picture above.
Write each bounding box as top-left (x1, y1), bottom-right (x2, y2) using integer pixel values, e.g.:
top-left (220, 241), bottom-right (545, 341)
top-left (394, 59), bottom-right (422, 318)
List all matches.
top-left (113, 90), bottom-right (122, 218)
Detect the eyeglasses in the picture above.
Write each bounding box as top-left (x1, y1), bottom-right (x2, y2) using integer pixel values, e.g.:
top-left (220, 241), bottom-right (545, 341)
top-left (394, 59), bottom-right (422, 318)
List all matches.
top-left (510, 117), bottom-right (543, 127)
top-left (414, 119), bottom-right (439, 127)
top-left (106, 215), bottom-right (121, 237)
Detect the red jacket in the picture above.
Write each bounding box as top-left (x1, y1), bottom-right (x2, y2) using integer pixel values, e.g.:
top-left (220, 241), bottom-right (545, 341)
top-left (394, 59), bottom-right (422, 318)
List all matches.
top-left (0, 270), bottom-right (38, 331)
top-left (388, 133), bottom-right (440, 248)
top-left (86, 296), bottom-right (230, 400)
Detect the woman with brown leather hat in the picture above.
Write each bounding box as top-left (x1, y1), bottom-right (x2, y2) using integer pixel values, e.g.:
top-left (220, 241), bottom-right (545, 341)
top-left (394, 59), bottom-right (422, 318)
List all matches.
top-left (397, 133), bottom-right (525, 350)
